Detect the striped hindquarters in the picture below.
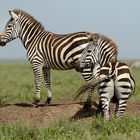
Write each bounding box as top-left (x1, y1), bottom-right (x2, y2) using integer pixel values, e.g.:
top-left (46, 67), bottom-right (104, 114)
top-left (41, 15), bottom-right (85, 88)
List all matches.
top-left (99, 61), bottom-right (135, 102)
top-left (98, 61), bottom-right (135, 119)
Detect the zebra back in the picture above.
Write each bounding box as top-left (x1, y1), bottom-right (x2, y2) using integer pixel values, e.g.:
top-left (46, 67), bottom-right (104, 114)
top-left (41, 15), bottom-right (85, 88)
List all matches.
top-left (0, 9), bottom-right (118, 70)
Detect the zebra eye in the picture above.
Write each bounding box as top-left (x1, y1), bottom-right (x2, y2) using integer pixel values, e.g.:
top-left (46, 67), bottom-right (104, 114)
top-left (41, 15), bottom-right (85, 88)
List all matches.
top-left (7, 25), bottom-right (12, 28)
top-left (87, 50), bottom-right (92, 53)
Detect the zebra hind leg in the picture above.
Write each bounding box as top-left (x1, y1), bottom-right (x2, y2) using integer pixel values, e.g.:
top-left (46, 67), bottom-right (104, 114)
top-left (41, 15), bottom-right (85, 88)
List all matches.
top-left (102, 99), bottom-right (110, 121)
top-left (115, 99), bottom-right (127, 119)
top-left (45, 96), bottom-right (52, 105)
top-left (44, 86), bottom-right (52, 106)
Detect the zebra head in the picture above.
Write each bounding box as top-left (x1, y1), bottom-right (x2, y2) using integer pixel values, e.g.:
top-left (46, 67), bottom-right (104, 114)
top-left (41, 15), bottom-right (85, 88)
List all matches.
top-left (0, 10), bottom-right (21, 46)
top-left (79, 41), bottom-right (99, 69)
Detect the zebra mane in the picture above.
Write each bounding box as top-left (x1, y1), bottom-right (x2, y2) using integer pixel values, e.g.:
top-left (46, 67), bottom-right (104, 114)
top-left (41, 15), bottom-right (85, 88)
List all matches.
top-left (98, 33), bottom-right (118, 51)
top-left (12, 9), bottom-right (45, 32)
top-left (86, 32), bottom-right (118, 57)
top-left (95, 33), bottom-right (118, 61)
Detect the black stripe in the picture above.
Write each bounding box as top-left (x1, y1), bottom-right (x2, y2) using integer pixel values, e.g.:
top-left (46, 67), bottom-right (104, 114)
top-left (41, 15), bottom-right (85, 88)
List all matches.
top-left (118, 78), bottom-right (129, 82)
top-left (63, 39), bottom-right (88, 60)
top-left (119, 85), bottom-right (132, 89)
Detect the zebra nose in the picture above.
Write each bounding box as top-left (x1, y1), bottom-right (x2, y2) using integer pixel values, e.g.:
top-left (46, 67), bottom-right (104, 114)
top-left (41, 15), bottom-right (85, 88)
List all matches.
top-left (0, 41), bottom-right (6, 46)
top-left (0, 34), bottom-right (6, 46)
top-left (0, 38), bottom-right (6, 46)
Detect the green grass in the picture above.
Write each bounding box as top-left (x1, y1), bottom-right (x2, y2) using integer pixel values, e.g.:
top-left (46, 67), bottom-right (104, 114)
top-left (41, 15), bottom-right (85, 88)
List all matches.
top-left (0, 61), bottom-right (85, 105)
top-left (0, 61), bottom-right (139, 104)
top-left (0, 116), bottom-right (140, 140)
top-left (0, 61), bottom-right (140, 139)
top-left (130, 68), bottom-right (140, 101)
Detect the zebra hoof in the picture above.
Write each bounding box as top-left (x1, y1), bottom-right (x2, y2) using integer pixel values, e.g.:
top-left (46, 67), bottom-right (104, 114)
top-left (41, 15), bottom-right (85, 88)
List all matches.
top-left (83, 101), bottom-right (92, 112)
top-left (31, 99), bottom-right (40, 107)
top-left (96, 106), bottom-right (103, 115)
top-left (96, 109), bottom-right (103, 117)
top-left (45, 97), bottom-right (52, 106)
top-left (81, 107), bottom-right (89, 113)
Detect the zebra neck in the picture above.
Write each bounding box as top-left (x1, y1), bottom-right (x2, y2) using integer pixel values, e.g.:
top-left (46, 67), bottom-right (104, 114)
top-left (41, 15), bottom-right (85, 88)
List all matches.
top-left (19, 29), bottom-right (45, 50)
top-left (19, 25), bottom-right (49, 49)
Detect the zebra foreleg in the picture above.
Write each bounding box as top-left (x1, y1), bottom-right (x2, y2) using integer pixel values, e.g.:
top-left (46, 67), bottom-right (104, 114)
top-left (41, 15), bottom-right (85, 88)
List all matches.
top-left (96, 99), bottom-right (103, 116)
top-left (42, 68), bottom-right (52, 105)
top-left (31, 64), bottom-right (43, 107)
top-left (83, 87), bottom-right (93, 111)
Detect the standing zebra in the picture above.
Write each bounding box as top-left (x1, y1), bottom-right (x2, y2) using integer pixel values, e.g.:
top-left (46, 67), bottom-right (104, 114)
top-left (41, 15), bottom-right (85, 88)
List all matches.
top-left (75, 42), bottom-right (135, 120)
top-left (0, 9), bottom-right (118, 107)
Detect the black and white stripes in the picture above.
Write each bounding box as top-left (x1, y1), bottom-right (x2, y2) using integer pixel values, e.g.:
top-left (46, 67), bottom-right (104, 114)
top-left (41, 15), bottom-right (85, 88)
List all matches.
top-left (76, 42), bottom-right (135, 119)
top-left (0, 9), bottom-right (118, 107)
top-left (99, 61), bottom-right (135, 119)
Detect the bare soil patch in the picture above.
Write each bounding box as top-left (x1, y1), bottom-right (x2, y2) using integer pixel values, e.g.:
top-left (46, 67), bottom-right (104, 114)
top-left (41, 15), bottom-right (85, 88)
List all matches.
top-left (0, 100), bottom-right (140, 127)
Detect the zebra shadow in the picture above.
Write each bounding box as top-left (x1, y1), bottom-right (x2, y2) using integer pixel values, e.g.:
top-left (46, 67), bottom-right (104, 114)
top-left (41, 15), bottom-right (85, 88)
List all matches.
top-left (14, 103), bottom-right (35, 107)
top-left (13, 100), bottom-right (86, 108)
top-left (70, 108), bottom-right (96, 121)
top-left (0, 103), bottom-right (34, 108)
top-left (70, 101), bottom-right (99, 120)
top-left (14, 103), bottom-right (62, 107)
top-left (0, 103), bottom-right (44, 108)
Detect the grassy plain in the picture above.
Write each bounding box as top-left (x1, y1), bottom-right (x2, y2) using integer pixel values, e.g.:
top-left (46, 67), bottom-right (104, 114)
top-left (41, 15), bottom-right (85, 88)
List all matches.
top-left (0, 61), bottom-right (140, 140)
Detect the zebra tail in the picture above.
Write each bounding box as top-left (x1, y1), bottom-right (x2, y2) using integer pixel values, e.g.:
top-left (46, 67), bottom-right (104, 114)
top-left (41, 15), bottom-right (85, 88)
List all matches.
top-left (74, 75), bottom-right (108, 101)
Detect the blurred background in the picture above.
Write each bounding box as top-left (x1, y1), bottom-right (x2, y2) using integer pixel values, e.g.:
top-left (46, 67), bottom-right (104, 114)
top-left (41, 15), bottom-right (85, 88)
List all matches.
top-left (0, 0), bottom-right (140, 60)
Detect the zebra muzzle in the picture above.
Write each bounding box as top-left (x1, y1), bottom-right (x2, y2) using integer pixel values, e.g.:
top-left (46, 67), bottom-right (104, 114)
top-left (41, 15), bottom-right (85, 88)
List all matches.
top-left (0, 41), bottom-right (6, 46)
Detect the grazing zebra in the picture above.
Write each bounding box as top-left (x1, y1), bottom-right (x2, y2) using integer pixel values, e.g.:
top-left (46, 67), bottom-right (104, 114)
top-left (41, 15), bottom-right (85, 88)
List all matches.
top-left (75, 42), bottom-right (135, 120)
top-left (0, 9), bottom-right (118, 107)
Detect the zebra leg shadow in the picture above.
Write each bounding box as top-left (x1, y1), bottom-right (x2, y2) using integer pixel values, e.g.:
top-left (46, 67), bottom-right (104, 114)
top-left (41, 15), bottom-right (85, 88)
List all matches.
top-left (70, 101), bottom-right (98, 121)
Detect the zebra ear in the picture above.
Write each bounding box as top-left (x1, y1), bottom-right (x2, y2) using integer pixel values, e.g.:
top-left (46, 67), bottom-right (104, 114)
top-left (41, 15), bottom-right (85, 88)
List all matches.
top-left (93, 34), bottom-right (100, 43)
top-left (86, 42), bottom-right (94, 49)
top-left (9, 10), bottom-right (18, 19)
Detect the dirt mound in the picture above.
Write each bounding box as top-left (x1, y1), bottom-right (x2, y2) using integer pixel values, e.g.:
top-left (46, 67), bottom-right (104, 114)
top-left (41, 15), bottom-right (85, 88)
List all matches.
top-left (0, 100), bottom-right (140, 127)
